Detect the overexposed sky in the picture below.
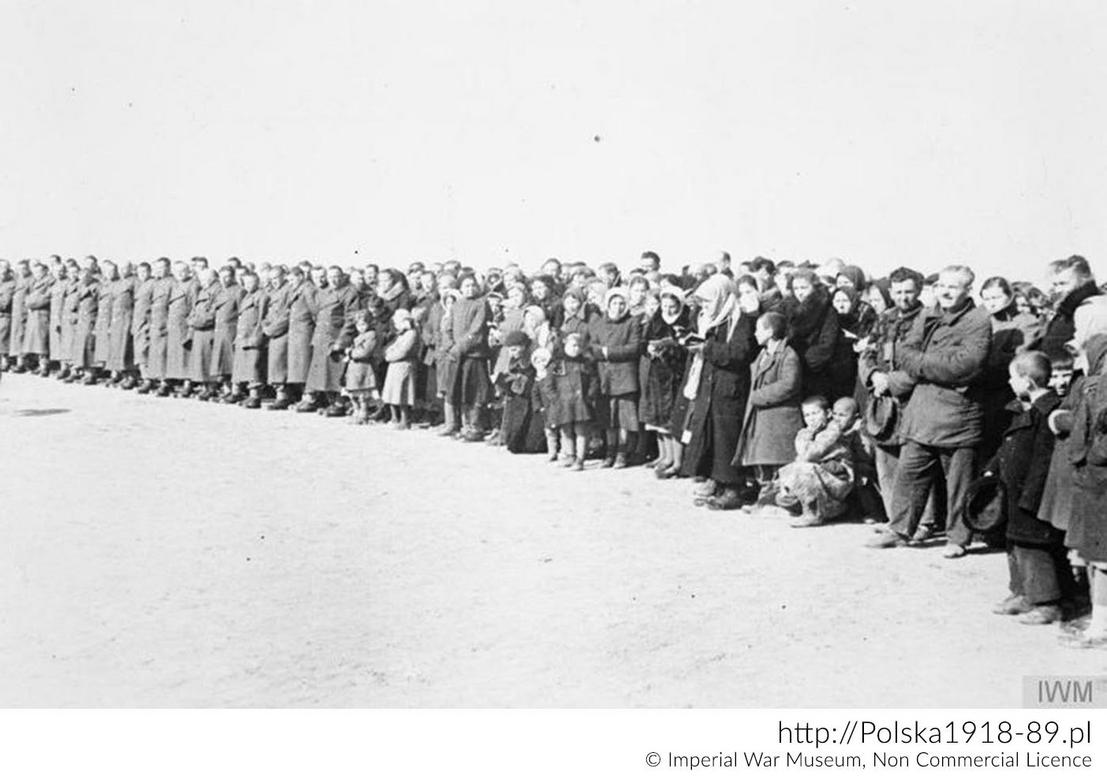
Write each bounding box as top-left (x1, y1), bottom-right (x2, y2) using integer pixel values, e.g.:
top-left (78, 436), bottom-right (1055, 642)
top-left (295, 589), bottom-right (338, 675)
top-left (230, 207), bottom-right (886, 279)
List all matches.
top-left (1, 0), bottom-right (1105, 282)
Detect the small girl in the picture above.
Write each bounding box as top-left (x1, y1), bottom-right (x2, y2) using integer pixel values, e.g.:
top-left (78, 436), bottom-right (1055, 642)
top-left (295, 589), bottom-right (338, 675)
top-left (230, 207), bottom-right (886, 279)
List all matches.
top-left (345, 310), bottom-right (381, 425)
top-left (544, 331), bottom-right (597, 470)
top-left (381, 308), bottom-right (421, 429)
top-left (589, 288), bottom-right (644, 468)
top-left (775, 395), bottom-right (855, 527)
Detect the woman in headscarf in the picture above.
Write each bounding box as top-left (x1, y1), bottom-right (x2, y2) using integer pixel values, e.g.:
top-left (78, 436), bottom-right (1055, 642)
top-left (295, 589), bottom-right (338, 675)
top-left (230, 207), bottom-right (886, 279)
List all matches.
top-left (376, 267), bottom-right (415, 319)
top-left (674, 273), bottom-right (757, 509)
top-left (641, 285), bottom-right (693, 478)
top-left (784, 269), bottom-right (850, 400)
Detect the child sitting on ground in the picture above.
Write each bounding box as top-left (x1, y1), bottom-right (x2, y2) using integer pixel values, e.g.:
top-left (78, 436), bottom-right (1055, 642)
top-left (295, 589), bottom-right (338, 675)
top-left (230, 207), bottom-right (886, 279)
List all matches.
top-left (831, 397), bottom-right (885, 525)
top-left (776, 395), bottom-right (855, 527)
top-left (345, 310), bottom-right (382, 425)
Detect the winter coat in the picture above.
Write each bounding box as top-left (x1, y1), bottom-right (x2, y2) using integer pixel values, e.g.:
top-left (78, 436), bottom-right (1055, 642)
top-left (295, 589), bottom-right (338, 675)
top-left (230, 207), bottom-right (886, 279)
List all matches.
top-left (93, 281), bottom-right (114, 364)
top-left (979, 306), bottom-right (1046, 459)
top-left (1040, 280), bottom-right (1100, 361)
top-left (9, 274), bottom-right (30, 356)
top-left (857, 303), bottom-right (926, 447)
top-left (680, 313), bottom-right (756, 485)
top-left (1059, 335), bottom-right (1107, 561)
top-left (344, 329), bottom-right (380, 391)
top-left (165, 278), bottom-right (197, 379)
top-left (639, 311), bottom-right (691, 429)
top-left (146, 278), bottom-right (173, 379)
top-left (285, 281), bottom-right (315, 385)
top-left (22, 274), bottom-right (54, 356)
top-left (72, 280), bottom-right (100, 368)
top-left (736, 341), bottom-right (804, 467)
top-left (232, 288), bottom-right (268, 385)
top-left (783, 287), bottom-right (848, 398)
top-left (211, 282), bottom-right (241, 377)
top-left (131, 278), bottom-right (154, 367)
top-left (542, 355), bottom-right (598, 427)
top-left (587, 313), bottom-right (644, 396)
top-left (261, 280), bottom-right (293, 384)
top-left (446, 296), bottom-right (492, 359)
top-left (306, 282), bottom-right (359, 392)
top-left (889, 299), bottom-right (992, 449)
top-left (186, 280), bottom-right (220, 383)
top-left (107, 276), bottom-right (135, 371)
top-left (48, 276), bottom-right (68, 361)
top-left (986, 392), bottom-right (1063, 547)
top-left (60, 280), bottom-right (81, 364)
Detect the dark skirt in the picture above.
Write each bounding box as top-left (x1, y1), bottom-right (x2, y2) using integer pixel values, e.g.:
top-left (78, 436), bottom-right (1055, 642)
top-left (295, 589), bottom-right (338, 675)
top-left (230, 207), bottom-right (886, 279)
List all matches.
top-left (503, 393), bottom-right (547, 453)
top-left (451, 356), bottom-right (491, 406)
top-left (344, 359), bottom-right (377, 392)
top-left (596, 393), bottom-right (639, 431)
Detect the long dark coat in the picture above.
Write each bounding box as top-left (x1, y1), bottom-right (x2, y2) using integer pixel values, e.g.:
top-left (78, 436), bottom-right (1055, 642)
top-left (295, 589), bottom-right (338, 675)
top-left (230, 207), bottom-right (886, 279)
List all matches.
top-left (211, 282), bottom-right (240, 377)
top-left (49, 276), bottom-right (68, 361)
top-left (306, 283), bottom-right (359, 392)
top-left (285, 282), bottom-right (315, 385)
top-left (987, 393), bottom-right (1062, 547)
top-left (107, 277), bottom-right (135, 372)
top-left (22, 274), bottom-right (54, 356)
top-left (1041, 280), bottom-right (1100, 360)
top-left (0, 275), bottom-right (14, 355)
top-left (146, 277), bottom-right (172, 379)
top-left (542, 356), bottom-right (598, 427)
top-left (60, 280), bottom-right (81, 364)
top-left (187, 280), bottom-right (220, 383)
top-left (165, 278), bottom-right (196, 380)
top-left (783, 287), bottom-right (846, 398)
top-left (9, 274), bottom-right (30, 357)
top-left (639, 312), bottom-right (690, 429)
top-left (232, 288), bottom-right (268, 385)
top-left (445, 296), bottom-right (493, 406)
top-left (93, 281), bottom-right (114, 365)
top-left (72, 281), bottom-right (100, 368)
top-left (735, 341), bottom-right (805, 467)
top-left (130, 278), bottom-right (154, 369)
top-left (1063, 336), bottom-right (1107, 561)
top-left (261, 280), bottom-right (292, 384)
top-left (680, 313), bottom-right (756, 485)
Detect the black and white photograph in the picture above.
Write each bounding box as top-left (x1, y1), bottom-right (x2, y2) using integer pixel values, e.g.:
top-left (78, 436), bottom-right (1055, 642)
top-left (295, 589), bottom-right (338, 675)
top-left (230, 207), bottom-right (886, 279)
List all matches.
top-left (1, 0), bottom-right (1105, 778)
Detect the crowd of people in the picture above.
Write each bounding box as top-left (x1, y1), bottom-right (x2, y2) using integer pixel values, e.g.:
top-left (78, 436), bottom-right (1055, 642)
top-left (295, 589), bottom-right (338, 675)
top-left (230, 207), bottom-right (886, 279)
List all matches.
top-left (2, 250), bottom-right (1107, 648)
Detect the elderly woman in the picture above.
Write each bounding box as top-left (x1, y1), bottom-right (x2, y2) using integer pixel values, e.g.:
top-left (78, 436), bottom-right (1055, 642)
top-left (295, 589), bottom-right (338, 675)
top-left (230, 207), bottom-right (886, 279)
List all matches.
top-left (675, 274), bottom-right (757, 510)
top-left (785, 268), bottom-right (851, 400)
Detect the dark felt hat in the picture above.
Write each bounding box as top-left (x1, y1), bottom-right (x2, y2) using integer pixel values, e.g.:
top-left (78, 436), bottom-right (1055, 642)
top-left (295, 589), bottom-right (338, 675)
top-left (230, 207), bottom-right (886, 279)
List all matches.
top-left (965, 474), bottom-right (1006, 534)
top-left (503, 330), bottom-right (531, 348)
top-left (864, 395), bottom-right (897, 440)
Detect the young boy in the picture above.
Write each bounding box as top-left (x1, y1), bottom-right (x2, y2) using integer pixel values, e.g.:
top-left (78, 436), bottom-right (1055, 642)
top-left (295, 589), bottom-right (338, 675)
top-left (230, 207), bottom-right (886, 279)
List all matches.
top-left (775, 396), bottom-right (855, 527)
top-left (988, 351), bottom-right (1070, 624)
top-left (832, 397), bottom-right (885, 525)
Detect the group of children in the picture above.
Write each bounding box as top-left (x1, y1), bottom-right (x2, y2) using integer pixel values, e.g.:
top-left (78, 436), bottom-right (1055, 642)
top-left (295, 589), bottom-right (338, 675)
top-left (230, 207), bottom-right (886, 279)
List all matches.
top-left (2, 251), bottom-right (1106, 648)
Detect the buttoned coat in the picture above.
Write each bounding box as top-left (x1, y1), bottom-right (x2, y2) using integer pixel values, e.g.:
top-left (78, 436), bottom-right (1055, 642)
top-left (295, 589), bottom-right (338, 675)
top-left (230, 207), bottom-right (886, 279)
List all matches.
top-left (130, 278), bottom-right (154, 368)
top-left (107, 276), bottom-right (135, 371)
top-left (260, 280), bottom-right (291, 383)
top-left (60, 280), bottom-right (81, 364)
top-left (93, 280), bottom-right (114, 365)
top-left (232, 288), bottom-right (268, 385)
top-left (588, 314), bottom-right (644, 397)
top-left (146, 277), bottom-right (172, 379)
top-left (187, 280), bottom-right (220, 382)
top-left (889, 299), bottom-right (992, 449)
top-left (210, 282), bottom-right (241, 377)
top-left (306, 282), bottom-right (359, 392)
top-left (285, 281), bottom-right (315, 384)
top-left (165, 278), bottom-right (196, 380)
top-left (48, 275), bottom-right (68, 361)
top-left (735, 341), bottom-right (804, 467)
top-left (72, 281), bottom-right (100, 368)
top-left (22, 274), bottom-right (54, 356)
top-left (8, 273), bottom-right (30, 357)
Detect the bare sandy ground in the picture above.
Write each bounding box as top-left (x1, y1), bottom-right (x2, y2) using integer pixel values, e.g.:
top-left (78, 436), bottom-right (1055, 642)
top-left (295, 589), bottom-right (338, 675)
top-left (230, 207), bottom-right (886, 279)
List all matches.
top-left (0, 373), bottom-right (1103, 707)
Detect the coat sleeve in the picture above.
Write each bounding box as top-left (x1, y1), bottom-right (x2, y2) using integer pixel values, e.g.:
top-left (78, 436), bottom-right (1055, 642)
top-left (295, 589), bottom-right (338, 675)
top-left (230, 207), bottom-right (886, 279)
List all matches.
top-left (455, 301), bottom-right (490, 355)
top-left (26, 284), bottom-right (51, 309)
top-left (384, 329), bottom-right (418, 362)
top-left (748, 349), bottom-right (802, 408)
top-left (796, 423), bottom-right (845, 463)
top-left (702, 317), bottom-right (753, 371)
top-left (0, 285), bottom-right (12, 311)
top-left (898, 311), bottom-right (991, 386)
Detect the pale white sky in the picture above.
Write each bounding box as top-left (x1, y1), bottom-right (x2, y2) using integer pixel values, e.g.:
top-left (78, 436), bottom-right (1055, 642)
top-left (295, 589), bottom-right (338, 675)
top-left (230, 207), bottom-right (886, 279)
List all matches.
top-left (2, 1), bottom-right (1105, 283)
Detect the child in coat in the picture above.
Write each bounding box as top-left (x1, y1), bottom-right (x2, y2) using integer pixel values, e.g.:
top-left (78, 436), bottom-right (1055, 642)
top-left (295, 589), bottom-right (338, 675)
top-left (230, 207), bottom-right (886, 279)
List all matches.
top-left (344, 310), bottom-right (382, 425)
top-left (381, 308), bottom-right (421, 429)
top-left (776, 395), bottom-right (855, 527)
top-left (496, 330), bottom-right (545, 454)
top-left (832, 397), bottom-right (885, 524)
top-left (986, 351), bottom-right (1069, 625)
top-left (588, 288), bottom-right (644, 468)
top-left (544, 331), bottom-right (597, 471)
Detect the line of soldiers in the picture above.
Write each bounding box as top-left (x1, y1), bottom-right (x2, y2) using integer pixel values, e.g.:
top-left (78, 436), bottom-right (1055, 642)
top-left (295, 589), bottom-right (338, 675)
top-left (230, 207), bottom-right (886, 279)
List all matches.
top-left (0, 254), bottom-right (383, 413)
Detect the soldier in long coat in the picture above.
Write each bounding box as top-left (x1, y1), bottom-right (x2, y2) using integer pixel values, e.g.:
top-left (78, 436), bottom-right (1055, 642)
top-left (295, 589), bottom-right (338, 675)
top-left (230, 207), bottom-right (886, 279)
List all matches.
top-left (8, 260), bottom-right (31, 371)
top-left (164, 262), bottom-right (197, 393)
top-left (260, 265), bottom-right (293, 408)
top-left (286, 267), bottom-right (318, 406)
top-left (93, 260), bottom-right (117, 373)
top-left (144, 259), bottom-right (172, 392)
top-left (59, 268), bottom-right (82, 378)
top-left (209, 265), bottom-right (241, 394)
top-left (47, 261), bottom-right (70, 373)
top-left (71, 260), bottom-right (101, 384)
top-left (0, 259), bottom-right (14, 368)
top-left (22, 262), bottom-right (54, 372)
top-left (230, 269), bottom-right (268, 408)
top-left (301, 266), bottom-right (358, 414)
top-left (107, 262), bottom-right (137, 386)
top-left (186, 267), bottom-right (220, 395)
